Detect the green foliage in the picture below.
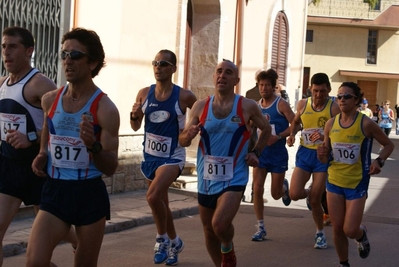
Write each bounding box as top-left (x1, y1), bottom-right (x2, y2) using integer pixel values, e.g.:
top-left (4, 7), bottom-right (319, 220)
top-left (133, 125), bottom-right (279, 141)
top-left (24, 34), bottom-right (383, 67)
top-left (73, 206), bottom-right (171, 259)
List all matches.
top-left (365, 0), bottom-right (379, 9)
top-left (311, 0), bottom-right (378, 9)
top-left (311, 0), bottom-right (321, 5)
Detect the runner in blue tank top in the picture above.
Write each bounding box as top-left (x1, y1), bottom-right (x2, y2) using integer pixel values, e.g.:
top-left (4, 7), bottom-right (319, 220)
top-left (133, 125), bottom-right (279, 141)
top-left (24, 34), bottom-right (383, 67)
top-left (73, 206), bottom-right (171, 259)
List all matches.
top-left (131, 50), bottom-right (197, 265)
top-left (250, 69), bottom-right (295, 242)
top-left (179, 60), bottom-right (271, 267)
top-left (29, 28), bottom-right (120, 267)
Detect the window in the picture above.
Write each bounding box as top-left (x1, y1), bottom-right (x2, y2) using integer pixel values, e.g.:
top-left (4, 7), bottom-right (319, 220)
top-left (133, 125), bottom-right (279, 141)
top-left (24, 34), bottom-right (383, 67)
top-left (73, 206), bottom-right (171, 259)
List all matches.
top-left (306, 30), bottom-right (313, 42)
top-left (367, 30), bottom-right (378, 64)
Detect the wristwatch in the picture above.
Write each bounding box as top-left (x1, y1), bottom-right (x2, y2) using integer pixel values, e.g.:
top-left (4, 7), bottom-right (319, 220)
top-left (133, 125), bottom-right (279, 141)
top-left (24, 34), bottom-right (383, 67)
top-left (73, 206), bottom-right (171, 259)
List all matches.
top-left (27, 131), bottom-right (38, 143)
top-left (251, 149), bottom-right (261, 158)
top-left (276, 134), bottom-right (282, 140)
top-left (376, 157), bottom-right (385, 168)
top-left (87, 141), bottom-right (103, 154)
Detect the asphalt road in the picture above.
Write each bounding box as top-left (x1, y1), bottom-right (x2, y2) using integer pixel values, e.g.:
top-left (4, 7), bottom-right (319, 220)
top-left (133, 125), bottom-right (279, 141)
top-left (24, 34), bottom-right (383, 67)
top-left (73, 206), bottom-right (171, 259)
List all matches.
top-left (4, 137), bottom-right (399, 267)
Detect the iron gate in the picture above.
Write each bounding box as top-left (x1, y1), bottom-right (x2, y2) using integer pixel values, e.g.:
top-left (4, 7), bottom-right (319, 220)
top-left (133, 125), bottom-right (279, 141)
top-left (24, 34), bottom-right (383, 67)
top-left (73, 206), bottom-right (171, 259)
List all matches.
top-left (0, 0), bottom-right (64, 83)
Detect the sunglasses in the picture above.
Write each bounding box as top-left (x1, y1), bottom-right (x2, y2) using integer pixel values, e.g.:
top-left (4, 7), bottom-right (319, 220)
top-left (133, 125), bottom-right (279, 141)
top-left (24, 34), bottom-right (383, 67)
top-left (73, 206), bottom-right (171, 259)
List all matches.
top-left (60, 50), bottom-right (89, 60)
top-left (337, 93), bottom-right (356, 100)
top-left (152, 60), bottom-right (174, 67)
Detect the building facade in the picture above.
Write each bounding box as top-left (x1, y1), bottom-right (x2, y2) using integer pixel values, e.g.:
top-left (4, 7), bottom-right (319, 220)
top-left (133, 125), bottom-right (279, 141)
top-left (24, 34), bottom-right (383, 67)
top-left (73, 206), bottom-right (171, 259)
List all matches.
top-left (1, 0), bottom-right (309, 193)
top-left (305, 0), bottom-right (399, 107)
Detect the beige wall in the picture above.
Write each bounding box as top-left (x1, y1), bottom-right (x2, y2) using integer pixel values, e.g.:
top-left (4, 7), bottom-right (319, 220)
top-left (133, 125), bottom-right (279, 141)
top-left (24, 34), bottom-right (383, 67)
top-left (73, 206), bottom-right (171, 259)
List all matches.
top-left (305, 24), bottom-right (399, 105)
top-left (72, 0), bottom-right (307, 135)
top-left (67, 0), bottom-right (307, 192)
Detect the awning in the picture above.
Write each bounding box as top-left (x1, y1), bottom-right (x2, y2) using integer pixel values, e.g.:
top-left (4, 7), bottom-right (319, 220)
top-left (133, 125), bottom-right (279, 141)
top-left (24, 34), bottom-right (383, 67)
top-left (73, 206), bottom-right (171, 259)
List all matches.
top-left (339, 70), bottom-right (399, 79)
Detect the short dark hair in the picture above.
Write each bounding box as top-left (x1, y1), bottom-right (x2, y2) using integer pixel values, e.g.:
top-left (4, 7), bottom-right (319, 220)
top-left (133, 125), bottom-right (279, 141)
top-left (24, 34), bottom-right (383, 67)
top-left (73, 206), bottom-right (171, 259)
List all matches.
top-left (61, 28), bottom-right (105, 78)
top-left (339, 82), bottom-right (364, 106)
top-left (3, 26), bottom-right (34, 48)
top-left (158, 49), bottom-right (177, 66)
top-left (256, 69), bottom-right (278, 88)
top-left (311, 73), bottom-right (331, 90)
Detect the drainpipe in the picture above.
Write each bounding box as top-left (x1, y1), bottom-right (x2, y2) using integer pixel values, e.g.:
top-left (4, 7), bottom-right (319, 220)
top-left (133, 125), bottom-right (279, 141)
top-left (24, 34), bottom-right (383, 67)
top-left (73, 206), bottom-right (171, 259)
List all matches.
top-left (233, 0), bottom-right (244, 94)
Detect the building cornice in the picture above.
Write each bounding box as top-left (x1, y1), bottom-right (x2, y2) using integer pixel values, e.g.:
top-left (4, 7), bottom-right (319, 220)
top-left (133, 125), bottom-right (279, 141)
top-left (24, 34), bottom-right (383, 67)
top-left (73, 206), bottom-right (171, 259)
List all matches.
top-left (308, 5), bottom-right (399, 30)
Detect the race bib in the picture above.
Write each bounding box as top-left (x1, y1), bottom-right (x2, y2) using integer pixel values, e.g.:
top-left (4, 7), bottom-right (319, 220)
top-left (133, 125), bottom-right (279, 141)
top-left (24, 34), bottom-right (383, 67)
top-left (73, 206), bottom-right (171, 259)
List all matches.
top-left (49, 134), bottom-right (89, 169)
top-left (0, 113), bottom-right (27, 141)
top-left (301, 128), bottom-right (323, 145)
top-left (332, 142), bottom-right (360, 165)
top-left (203, 155), bottom-right (234, 181)
top-left (145, 132), bottom-right (172, 158)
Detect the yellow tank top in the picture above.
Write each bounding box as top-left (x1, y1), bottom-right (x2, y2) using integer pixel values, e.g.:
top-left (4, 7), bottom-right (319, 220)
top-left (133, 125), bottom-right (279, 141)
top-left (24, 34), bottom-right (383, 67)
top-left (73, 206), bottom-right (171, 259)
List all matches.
top-left (328, 113), bottom-right (368, 189)
top-left (300, 98), bottom-right (333, 149)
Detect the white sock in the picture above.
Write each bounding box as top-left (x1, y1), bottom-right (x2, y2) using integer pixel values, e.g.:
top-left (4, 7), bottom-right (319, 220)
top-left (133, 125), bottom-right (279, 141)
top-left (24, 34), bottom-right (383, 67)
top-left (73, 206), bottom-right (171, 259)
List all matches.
top-left (257, 220), bottom-right (264, 229)
top-left (156, 233), bottom-right (169, 240)
top-left (316, 229), bottom-right (324, 235)
top-left (170, 235), bottom-right (180, 246)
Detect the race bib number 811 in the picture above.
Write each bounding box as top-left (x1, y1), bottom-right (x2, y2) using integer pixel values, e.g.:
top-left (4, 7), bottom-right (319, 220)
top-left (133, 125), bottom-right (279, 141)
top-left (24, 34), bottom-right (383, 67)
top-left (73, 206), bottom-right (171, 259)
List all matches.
top-left (203, 155), bottom-right (233, 181)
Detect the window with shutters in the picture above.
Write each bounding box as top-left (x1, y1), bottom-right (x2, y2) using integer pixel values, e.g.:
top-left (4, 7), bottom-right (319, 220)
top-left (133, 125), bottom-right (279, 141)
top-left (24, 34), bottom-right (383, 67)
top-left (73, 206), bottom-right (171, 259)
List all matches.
top-left (271, 11), bottom-right (289, 87)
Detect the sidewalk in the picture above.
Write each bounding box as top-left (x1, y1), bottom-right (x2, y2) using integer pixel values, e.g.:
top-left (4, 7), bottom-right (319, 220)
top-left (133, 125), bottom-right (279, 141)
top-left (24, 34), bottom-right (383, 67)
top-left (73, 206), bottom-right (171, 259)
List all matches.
top-left (3, 188), bottom-right (199, 258)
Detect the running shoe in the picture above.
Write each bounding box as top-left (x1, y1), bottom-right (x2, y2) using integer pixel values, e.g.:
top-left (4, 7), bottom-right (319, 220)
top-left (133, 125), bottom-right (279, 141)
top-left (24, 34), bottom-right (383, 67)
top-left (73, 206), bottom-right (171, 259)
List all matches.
top-left (336, 263), bottom-right (350, 267)
top-left (356, 226), bottom-right (370, 259)
top-left (221, 244), bottom-right (237, 267)
top-left (153, 237), bottom-right (170, 264)
top-left (282, 179), bottom-right (291, 206)
top-left (323, 213), bottom-right (331, 226)
top-left (251, 228), bottom-right (267, 241)
top-left (165, 238), bottom-right (184, 266)
top-left (314, 233), bottom-right (327, 249)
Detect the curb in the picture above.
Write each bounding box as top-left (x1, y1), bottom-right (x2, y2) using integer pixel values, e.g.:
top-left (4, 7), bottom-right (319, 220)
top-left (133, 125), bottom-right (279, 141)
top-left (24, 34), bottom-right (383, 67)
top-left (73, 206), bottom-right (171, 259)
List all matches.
top-left (3, 188), bottom-right (199, 258)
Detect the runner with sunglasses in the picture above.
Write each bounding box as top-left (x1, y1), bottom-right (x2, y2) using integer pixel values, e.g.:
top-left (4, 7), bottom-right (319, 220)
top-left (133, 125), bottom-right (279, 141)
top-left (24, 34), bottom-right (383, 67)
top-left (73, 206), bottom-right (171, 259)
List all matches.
top-left (317, 82), bottom-right (394, 267)
top-left (130, 49), bottom-right (197, 265)
top-left (28, 28), bottom-right (120, 267)
top-left (287, 72), bottom-right (340, 249)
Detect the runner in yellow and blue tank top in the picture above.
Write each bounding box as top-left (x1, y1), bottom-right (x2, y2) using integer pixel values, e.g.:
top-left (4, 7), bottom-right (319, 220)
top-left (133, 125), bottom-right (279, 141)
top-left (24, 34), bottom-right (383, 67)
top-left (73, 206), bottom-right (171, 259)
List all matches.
top-left (287, 73), bottom-right (340, 249)
top-left (317, 82), bottom-right (394, 267)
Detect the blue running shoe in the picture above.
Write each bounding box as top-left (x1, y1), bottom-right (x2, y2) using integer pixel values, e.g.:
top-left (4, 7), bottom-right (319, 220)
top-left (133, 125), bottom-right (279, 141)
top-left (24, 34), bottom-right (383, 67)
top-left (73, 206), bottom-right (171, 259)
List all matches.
top-left (165, 238), bottom-right (184, 266)
top-left (314, 233), bottom-right (327, 249)
top-left (251, 228), bottom-right (267, 241)
top-left (282, 179), bottom-right (291, 206)
top-left (154, 237), bottom-right (170, 264)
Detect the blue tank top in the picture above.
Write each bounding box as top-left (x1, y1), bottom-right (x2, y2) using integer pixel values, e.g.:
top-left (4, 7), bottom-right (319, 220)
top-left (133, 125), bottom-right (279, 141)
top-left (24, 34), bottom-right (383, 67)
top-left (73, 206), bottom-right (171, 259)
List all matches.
top-left (141, 84), bottom-right (185, 162)
top-left (258, 96), bottom-right (288, 150)
top-left (0, 68), bottom-right (42, 162)
top-left (197, 95), bottom-right (250, 195)
top-left (379, 109), bottom-right (392, 128)
top-left (46, 85), bottom-right (104, 180)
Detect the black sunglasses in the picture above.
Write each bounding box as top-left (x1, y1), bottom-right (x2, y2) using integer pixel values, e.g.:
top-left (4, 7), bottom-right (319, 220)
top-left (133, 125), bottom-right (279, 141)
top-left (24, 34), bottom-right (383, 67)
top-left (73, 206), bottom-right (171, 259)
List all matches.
top-left (337, 93), bottom-right (356, 100)
top-left (152, 60), bottom-right (174, 67)
top-left (60, 50), bottom-right (89, 60)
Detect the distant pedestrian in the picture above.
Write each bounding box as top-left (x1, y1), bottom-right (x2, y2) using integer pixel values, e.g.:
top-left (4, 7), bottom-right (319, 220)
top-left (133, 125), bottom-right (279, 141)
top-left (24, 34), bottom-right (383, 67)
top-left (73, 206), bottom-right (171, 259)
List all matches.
top-left (317, 82), bottom-right (394, 267)
top-left (378, 100), bottom-right (394, 153)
